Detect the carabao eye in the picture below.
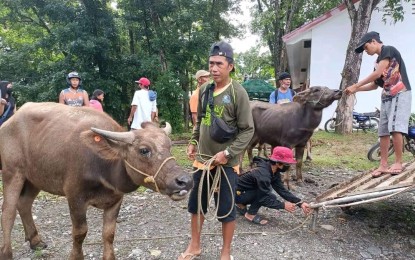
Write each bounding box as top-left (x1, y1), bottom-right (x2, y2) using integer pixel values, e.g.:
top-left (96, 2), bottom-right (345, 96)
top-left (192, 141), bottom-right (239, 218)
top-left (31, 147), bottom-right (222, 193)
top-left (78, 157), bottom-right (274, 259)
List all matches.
top-left (139, 148), bottom-right (151, 157)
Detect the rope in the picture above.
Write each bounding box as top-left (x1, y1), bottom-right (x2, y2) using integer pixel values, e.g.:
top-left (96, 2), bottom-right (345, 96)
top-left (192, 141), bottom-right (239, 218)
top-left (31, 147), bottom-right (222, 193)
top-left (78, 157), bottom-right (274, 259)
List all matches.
top-left (320, 184), bottom-right (415, 210)
top-left (327, 91), bottom-right (358, 128)
top-left (190, 142), bottom-right (235, 230)
top-left (188, 140), bottom-right (313, 233)
top-left (188, 141), bottom-right (234, 226)
top-left (83, 212), bottom-right (314, 246)
top-left (306, 87), bottom-right (328, 106)
top-left (124, 156), bottom-right (175, 193)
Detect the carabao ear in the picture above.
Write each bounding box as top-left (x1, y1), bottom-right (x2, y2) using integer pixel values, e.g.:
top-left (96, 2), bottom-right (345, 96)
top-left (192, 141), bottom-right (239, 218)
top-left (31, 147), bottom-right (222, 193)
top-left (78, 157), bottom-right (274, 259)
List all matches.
top-left (141, 121), bottom-right (172, 135)
top-left (80, 129), bottom-right (132, 160)
top-left (162, 122), bottom-right (172, 135)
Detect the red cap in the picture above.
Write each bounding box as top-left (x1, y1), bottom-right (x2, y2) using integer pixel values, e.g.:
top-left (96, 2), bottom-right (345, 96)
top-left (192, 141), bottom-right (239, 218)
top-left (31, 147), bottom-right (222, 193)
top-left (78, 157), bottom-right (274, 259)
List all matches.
top-left (269, 147), bottom-right (296, 164)
top-left (135, 77), bottom-right (150, 87)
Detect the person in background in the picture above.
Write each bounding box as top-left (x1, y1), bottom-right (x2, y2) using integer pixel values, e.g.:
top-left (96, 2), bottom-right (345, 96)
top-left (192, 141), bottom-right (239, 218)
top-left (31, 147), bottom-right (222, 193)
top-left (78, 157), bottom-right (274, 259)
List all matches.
top-left (189, 70), bottom-right (210, 126)
top-left (0, 81), bottom-right (16, 126)
top-left (267, 72), bottom-right (313, 162)
top-left (89, 89), bottom-right (105, 112)
top-left (345, 31), bottom-right (412, 177)
top-left (235, 147), bottom-right (311, 225)
top-left (180, 41), bottom-right (254, 260)
top-left (128, 77), bottom-right (157, 129)
top-left (269, 72), bottom-right (295, 104)
top-left (59, 71), bottom-right (89, 107)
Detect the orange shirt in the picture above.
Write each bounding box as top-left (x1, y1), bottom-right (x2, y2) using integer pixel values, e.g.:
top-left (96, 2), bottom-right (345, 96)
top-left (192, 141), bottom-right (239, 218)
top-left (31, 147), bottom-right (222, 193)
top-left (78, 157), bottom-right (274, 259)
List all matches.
top-left (189, 88), bottom-right (200, 113)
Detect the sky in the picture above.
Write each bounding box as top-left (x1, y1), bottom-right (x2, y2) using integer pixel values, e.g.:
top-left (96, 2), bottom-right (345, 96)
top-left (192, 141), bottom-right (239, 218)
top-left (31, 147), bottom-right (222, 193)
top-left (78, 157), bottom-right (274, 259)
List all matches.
top-left (228, 0), bottom-right (260, 53)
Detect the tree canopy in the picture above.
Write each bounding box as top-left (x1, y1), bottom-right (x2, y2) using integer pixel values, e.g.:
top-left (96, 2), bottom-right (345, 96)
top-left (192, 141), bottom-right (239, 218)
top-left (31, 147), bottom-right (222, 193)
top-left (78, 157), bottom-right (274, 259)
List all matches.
top-left (0, 0), bottom-right (243, 131)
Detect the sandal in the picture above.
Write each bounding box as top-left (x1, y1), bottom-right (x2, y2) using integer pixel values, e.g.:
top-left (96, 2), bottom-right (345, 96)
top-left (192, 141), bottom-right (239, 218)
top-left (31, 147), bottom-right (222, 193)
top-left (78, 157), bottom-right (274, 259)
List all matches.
top-left (249, 215), bottom-right (268, 225)
top-left (178, 251), bottom-right (201, 260)
top-left (388, 164), bottom-right (404, 175)
top-left (371, 168), bottom-right (388, 178)
top-left (235, 205), bottom-right (247, 216)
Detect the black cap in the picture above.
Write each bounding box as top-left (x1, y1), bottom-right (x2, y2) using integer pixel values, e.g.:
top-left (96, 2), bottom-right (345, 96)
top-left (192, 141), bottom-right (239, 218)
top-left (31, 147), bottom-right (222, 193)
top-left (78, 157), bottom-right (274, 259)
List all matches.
top-left (209, 41), bottom-right (234, 60)
top-left (355, 31), bottom-right (381, 53)
top-left (278, 72), bottom-right (291, 81)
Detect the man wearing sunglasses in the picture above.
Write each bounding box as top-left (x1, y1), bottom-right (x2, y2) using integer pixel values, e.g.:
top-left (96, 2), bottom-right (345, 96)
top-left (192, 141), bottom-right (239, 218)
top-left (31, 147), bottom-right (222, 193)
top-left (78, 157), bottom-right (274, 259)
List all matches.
top-left (235, 146), bottom-right (311, 225)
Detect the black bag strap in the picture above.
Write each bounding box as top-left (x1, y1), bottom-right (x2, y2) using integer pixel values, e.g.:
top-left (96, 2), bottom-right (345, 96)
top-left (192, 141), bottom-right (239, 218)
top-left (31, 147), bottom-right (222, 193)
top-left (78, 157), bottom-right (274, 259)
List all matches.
top-left (199, 83), bottom-right (215, 121)
top-left (274, 89), bottom-right (278, 104)
top-left (274, 88), bottom-right (296, 103)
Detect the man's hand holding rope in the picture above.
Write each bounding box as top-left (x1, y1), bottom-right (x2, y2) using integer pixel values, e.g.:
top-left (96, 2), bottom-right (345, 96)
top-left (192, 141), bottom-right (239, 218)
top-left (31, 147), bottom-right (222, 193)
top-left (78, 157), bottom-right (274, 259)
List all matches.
top-left (345, 84), bottom-right (358, 95)
top-left (300, 203), bottom-right (312, 216)
top-left (187, 143), bottom-right (229, 166)
top-left (285, 201), bottom-right (312, 216)
top-left (212, 150), bottom-right (228, 166)
top-left (187, 144), bottom-right (197, 161)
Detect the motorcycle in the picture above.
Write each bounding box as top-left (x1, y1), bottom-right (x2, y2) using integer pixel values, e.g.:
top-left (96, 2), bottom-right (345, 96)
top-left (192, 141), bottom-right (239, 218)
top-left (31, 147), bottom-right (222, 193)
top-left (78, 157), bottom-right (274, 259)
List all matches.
top-left (367, 122), bottom-right (415, 162)
top-left (325, 108), bottom-right (380, 133)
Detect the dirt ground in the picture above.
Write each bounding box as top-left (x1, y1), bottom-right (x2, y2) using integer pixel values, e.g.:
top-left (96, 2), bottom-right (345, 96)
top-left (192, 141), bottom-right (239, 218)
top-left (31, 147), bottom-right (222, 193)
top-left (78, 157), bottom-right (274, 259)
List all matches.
top-left (1, 166), bottom-right (415, 260)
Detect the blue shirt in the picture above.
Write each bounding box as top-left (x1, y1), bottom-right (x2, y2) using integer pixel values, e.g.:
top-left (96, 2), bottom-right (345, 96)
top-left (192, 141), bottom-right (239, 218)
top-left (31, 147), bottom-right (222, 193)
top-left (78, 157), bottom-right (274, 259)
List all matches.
top-left (269, 89), bottom-right (294, 104)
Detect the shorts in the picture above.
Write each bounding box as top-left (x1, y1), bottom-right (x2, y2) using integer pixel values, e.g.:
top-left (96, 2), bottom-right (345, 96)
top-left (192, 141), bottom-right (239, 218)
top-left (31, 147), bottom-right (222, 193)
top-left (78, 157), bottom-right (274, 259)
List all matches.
top-left (188, 166), bottom-right (237, 223)
top-left (378, 91), bottom-right (412, 137)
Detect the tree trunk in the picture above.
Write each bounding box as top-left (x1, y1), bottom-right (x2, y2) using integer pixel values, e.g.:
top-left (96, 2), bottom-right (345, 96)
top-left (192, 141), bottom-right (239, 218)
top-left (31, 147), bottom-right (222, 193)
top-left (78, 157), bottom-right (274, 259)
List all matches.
top-left (336, 0), bottom-right (381, 134)
top-left (128, 29), bottom-right (135, 54)
top-left (277, 0), bottom-right (299, 74)
top-left (182, 71), bottom-right (190, 132)
top-left (272, 0), bottom-right (282, 79)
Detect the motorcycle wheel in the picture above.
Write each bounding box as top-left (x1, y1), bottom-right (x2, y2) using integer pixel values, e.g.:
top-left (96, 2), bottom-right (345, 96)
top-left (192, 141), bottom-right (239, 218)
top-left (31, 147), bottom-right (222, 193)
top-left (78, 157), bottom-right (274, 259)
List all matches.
top-left (324, 118), bottom-right (336, 133)
top-left (367, 141), bottom-right (394, 161)
top-left (363, 118), bottom-right (379, 133)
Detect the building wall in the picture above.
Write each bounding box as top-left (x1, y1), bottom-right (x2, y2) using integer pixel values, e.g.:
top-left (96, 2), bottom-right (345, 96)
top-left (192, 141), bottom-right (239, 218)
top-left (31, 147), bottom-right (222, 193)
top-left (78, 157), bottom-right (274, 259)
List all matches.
top-left (308, 1), bottom-right (415, 128)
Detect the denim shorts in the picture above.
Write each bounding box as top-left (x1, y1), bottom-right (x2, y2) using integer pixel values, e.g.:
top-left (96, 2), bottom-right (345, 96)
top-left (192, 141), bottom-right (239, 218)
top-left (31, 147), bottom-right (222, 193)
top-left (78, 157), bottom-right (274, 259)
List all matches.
top-left (188, 166), bottom-right (237, 223)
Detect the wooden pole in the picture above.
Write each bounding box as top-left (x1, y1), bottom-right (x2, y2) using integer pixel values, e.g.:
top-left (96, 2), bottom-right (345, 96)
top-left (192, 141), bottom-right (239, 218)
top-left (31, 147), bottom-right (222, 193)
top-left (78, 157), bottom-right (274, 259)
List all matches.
top-left (309, 187), bottom-right (412, 209)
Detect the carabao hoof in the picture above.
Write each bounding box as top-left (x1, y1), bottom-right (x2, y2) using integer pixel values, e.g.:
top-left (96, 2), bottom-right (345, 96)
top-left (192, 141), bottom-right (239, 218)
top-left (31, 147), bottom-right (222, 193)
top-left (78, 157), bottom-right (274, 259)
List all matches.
top-left (30, 240), bottom-right (47, 250)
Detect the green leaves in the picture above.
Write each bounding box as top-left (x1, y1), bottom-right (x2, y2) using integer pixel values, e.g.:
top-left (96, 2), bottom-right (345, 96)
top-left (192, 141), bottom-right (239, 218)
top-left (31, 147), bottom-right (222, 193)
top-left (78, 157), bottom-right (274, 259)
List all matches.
top-left (0, 0), bottom-right (243, 128)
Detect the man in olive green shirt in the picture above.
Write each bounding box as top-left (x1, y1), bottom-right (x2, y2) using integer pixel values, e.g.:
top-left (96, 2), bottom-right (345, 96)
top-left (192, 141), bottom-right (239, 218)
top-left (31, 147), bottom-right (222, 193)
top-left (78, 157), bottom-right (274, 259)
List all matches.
top-left (179, 41), bottom-right (254, 260)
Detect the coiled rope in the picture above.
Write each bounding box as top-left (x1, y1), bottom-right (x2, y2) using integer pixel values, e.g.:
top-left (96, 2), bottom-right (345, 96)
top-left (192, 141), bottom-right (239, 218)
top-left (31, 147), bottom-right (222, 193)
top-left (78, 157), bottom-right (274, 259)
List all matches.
top-left (189, 141), bottom-right (235, 230)
top-left (188, 140), bottom-right (312, 233)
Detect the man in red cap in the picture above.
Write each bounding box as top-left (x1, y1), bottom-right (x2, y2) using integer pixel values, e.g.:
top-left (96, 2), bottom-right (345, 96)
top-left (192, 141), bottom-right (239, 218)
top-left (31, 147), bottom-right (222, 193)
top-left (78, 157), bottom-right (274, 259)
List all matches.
top-left (235, 146), bottom-right (311, 225)
top-left (128, 77), bottom-right (157, 129)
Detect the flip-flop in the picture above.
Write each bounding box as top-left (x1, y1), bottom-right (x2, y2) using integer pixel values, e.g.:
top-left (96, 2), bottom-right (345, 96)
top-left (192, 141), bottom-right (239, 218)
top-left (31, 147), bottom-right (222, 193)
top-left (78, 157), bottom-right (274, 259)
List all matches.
top-left (235, 205), bottom-right (247, 215)
top-left (388, 166), bottom-right (404, 175)
top-left (178, 251), bottom-right (201, 260)
top-left (371, 168), bottom-right (386, 178)
top-left (250, 215), bottom-right (268, 225)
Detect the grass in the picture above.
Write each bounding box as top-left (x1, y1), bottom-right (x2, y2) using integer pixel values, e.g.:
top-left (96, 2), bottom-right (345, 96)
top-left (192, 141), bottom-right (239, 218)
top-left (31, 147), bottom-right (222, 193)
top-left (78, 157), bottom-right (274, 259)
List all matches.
top-left (0, 131), bottom-right (411, 193)
top-left (171, 130), bottom-right (414, 172)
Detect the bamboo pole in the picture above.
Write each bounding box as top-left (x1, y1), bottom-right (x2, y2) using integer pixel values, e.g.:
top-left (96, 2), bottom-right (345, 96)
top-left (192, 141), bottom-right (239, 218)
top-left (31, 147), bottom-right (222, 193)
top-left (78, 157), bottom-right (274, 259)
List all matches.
top-left (309, 187), bottom-right (413, 209)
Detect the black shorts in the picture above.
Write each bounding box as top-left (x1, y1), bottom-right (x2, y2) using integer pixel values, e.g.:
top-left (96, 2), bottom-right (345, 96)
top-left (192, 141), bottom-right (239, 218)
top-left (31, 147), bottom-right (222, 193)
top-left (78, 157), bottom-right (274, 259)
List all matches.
top-left (188, 166), bottom-right (237, 222)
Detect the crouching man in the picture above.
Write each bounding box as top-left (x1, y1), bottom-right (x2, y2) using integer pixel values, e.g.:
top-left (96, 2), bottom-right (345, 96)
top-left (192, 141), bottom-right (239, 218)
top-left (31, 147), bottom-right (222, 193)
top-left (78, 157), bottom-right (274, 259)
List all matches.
top-left (236, 146), bottom-right (311, 225)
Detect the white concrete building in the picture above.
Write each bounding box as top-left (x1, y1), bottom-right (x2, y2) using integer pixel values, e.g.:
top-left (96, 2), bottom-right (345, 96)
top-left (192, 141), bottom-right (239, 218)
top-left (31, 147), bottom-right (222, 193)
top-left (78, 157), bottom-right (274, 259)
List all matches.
top-left (283, 0), bottom-right (415, 128)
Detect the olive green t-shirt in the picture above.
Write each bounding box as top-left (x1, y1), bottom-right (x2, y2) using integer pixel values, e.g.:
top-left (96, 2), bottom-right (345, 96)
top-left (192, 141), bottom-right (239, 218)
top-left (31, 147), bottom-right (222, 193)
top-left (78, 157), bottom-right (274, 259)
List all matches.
top-left (190, 79), bottom-right (254, 167)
